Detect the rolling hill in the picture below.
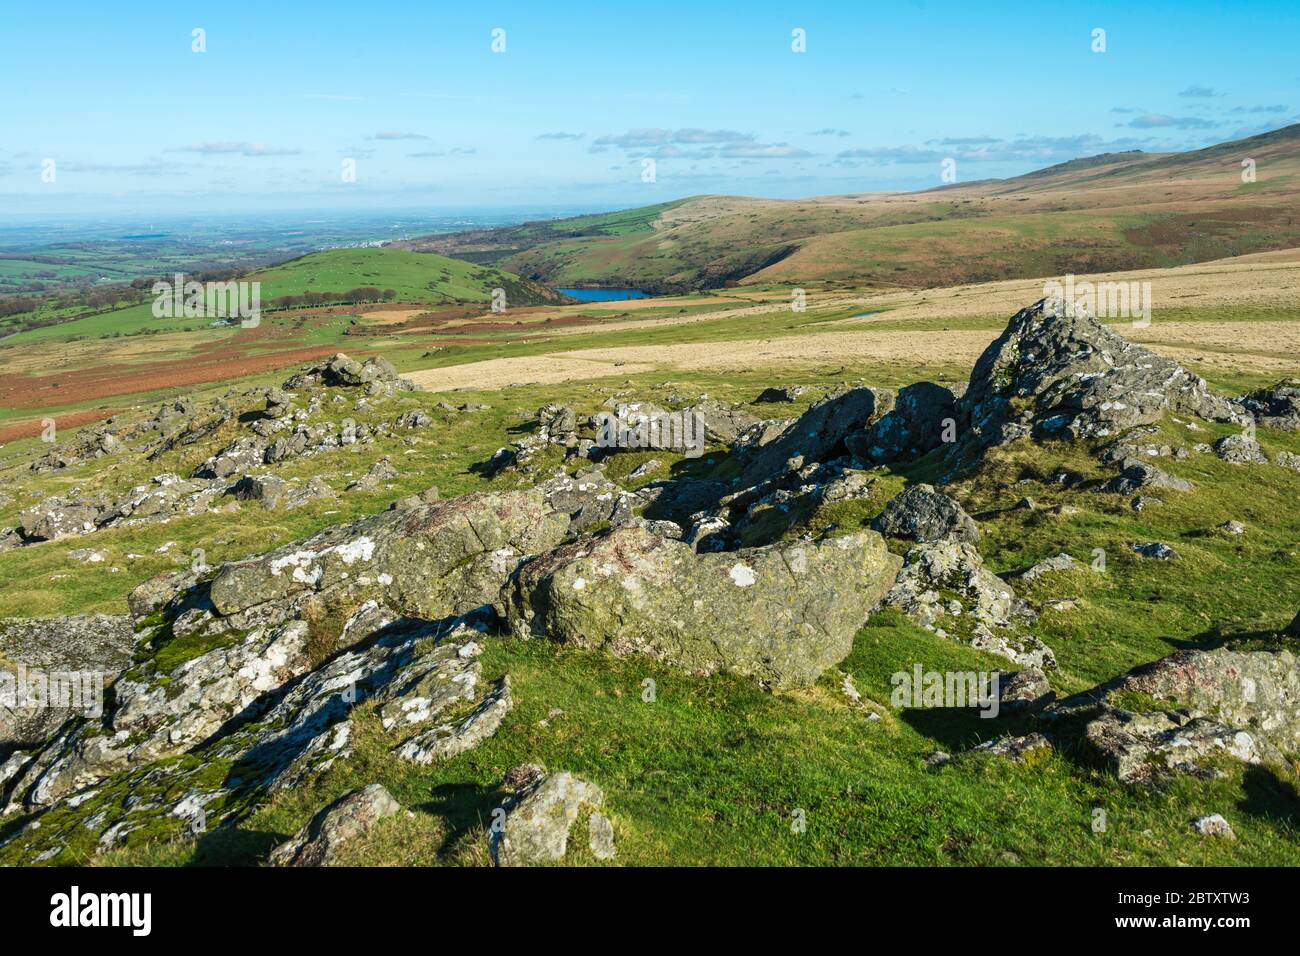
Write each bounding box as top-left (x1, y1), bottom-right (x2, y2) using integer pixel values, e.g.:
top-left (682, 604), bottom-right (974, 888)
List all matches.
top-left (402, 124), bottom-right (1300, 293)
top-left (246, 247), bottom-right (567, 308)
top-left (1, 247), bottom-right (567, 346)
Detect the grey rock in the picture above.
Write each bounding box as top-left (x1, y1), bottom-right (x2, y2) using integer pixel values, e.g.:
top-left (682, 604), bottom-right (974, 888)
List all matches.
top-left (1213, 433), bottom-right (1268, 464)
top-left (968, 732), bottom-right (1052, 763)
top-left (885, 542), bottom-right (1054, 669)
top-left (268, 784), bottom-right (403, 866)
top-left (17, 499), bottom-right (100, 542)
top-left (1191, 814), bottom-right (1235, 839)
top-left (871, 484), bottom-right (979, 545)
top-left (687, 400), bottom-right (759, 444)
top-left (953, 297), bottom-right (1239, 465)
top-left (208, 490), bottom-right (569, 627)
top-left (733, 386), bottom-right (892, 490)
top-left (1132, 542), bottom-right (1179, 560)
top-left (1235, 378), bottom-right (1300, 431)
top-left (1020, 553), bottom-right (1079, 582)
top-left (489, 771), bottom-right (610, 867)
top-left (0, 615), bottom-right (136, 756)
top-left (1275, 450), bottom-right (1300, 473)
top-left (502, 525), bottom-right (900, 690)
top-left (847, 381), bottom-right (960, 465)
top-left (1102, 458), bottom-right (1193, 495)
top-left (393, 676), bottom-right (512, 765)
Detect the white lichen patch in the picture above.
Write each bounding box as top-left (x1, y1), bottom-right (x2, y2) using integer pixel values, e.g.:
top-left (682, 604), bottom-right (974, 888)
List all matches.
top-left (729, 563), bottom-right (756, 587)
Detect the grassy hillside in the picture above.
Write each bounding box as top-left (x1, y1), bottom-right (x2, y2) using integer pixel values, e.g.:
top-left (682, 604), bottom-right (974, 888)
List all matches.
top-left (1, 248), bottom-right (563, 348)
top-left (2, 354), bottom-right (1299, 867)
top-left (247, 247), bottom-right (565, 307)
top-left (410, 125), bottom-right (1300, 293)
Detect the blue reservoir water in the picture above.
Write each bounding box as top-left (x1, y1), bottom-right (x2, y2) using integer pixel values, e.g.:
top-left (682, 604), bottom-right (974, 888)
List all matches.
top-left (558, 287), bottom-right (652, 302)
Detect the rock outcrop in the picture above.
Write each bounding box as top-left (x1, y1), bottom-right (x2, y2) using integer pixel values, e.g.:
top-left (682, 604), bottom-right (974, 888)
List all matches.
top-left (884, 542), bottom-right (1054, 669)
top-left (207, 490), bottom-right (569, 629)
top-left (0, 616), bottom-right (136, 757)
top-left (1045, 646), bottom-right (1300, 784)
top-left (268, 784), bottom-right (403, 866)
top-left (489, 771), bottom-right (614, 866)
top-left (871, 484), bottom-right (980, 544)
top-left (501, 525), bottom-right (900, 689)
top-left (951, 297), bottom-right (1240, 465)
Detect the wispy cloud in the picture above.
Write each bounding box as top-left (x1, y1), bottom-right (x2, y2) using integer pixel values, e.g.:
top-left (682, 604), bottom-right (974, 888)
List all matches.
top-left (409, 146), bottom-right (477, 158)
top-left (48, 159), bottom-right (189, 175)
top-left (536, 131), bottom-right (584, 140)
top-left (835, 133), bottom-right (1160, 166)
top-left (592, 128), bottom-right (755, 148)
top-left (1178, 84), bottom-right (1217, 98)
top-left (1126, 113), bottom-right (1219, 129)
top-left (810, 128), bottom-right (850, 137)
top-left (926, 136), bottom-right (1001, 146)
top-left (170, 142), bottom-right (302, 156)
top-left (720, 142), bottom-right (812, 159)
top-left (374, 131), bottom-right (428, 140)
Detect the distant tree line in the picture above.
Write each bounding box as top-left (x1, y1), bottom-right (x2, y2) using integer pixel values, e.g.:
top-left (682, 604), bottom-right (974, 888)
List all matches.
top-left (266, 287), bottom-right (398, 310)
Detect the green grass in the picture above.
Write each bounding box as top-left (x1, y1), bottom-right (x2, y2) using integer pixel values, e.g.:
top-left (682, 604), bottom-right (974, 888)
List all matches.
top-left (248, 248), bottom-right (540, 304)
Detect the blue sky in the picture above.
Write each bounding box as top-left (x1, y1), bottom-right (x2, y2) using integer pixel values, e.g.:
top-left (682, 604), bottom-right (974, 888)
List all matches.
top-left (2, 0), bottom-right (1297, 216)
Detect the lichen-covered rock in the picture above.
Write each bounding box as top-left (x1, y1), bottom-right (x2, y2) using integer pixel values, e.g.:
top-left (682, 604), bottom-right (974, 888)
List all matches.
top-left (0, 618), bottom-right (502, 861)
top-left (885, 542), bottom-right (1054, 669)
top-left (207, 490), bottom-right (570, 626)
top-left (1235, 378), bottom-right (1300, 431)
top-left (8, 620), bottom-right (314, 809)
top-left (28, 420), bottom-right (133, 472)
top-left (287, 353), bottom-right (403, 390)
top-left (1191, 814), bottom-right (1236, 839)
top-left (345, 457), bottom-right (399, 492)
top-left (871, 484), bottom-right (979, 544)
top-left (1101, 458), bottom-right (1193, 494)
top-left (1084, 709), bottom-right (1271, 785)
top-left (1110, 647), bottom-right (1300, 755)
top-left (17, 498), bottom-right (100, 542)
top-left (997, 669), bottom-right (1054, 712)
top-left (953, 297), bottom-right (1240, 462)
top-left (1276, 450), bottom-right (1300, 473)
top-left (193, 437), bottom-right (266, 479)
top-left (535, 471), bottom-right (641, 535)
top-left (0, 615), bottom-right (136, 756)
top-left (1019, 553), bottom-right (1079, 582)
top-left (230, 474), bottom-right (336, 510)
top-left (1048, 646), bottom-right (1300, 785)
top-left (502, 525), bottom-right (900, 690)
top-left (847, 381), bottom-right (960, 464)
top-left (127, 570), bottom-right (200, 622)
top-left (268, 784), bottom-right (402, 866)
top-left (968, 732), bottom-right (1052, 763)
top-left (393, 676), bottom-right (512, 765)
top-left (733, 386), bottom-right (891, 490)
top-left (1213, 433), bottom-right (1269, 464)
top-left (687, 400), bottom-right (759, 444)
top-left (489, 771), bottom-right (611, 866)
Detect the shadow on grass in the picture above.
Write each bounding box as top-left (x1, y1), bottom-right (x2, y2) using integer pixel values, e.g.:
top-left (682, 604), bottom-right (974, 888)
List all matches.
top-left (1165, 627), bottom-right (1277, 652)
top-left (898, 705), bottom-right (1035, 753)
top-left (1237, 765), bottom-right (1300, 832)
top-left (184, 826), bottom-right (285, 867)
top-left (417, 781), bottom-right (504, 858)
